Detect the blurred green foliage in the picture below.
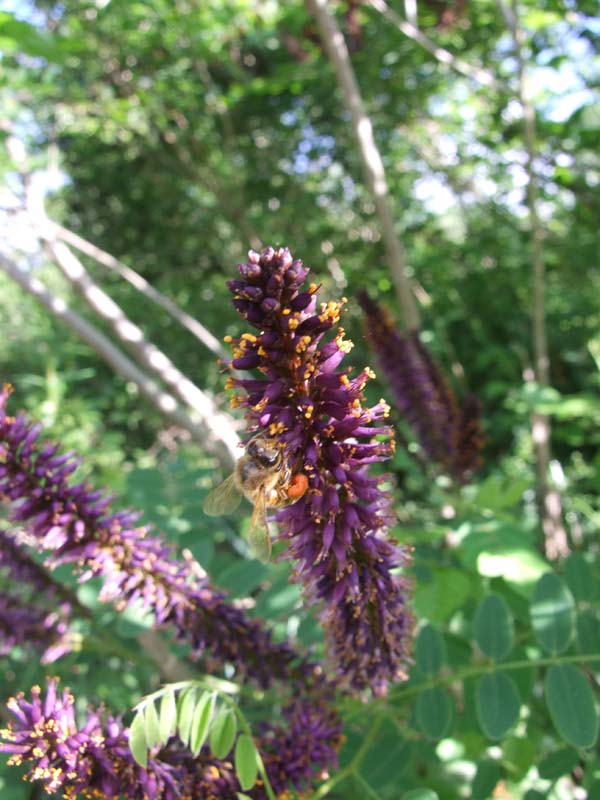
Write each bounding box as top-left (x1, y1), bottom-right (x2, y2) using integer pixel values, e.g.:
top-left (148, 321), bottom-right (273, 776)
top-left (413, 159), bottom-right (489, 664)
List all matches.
top-left (1, 0), bottom-right (600, 798)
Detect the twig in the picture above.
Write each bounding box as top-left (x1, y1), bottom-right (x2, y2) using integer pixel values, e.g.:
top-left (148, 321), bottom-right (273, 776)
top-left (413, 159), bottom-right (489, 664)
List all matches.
top-left (47, 222), bottom-right (227, 358)
top-left (498, 0), bottom-right (568, 559)
top-left (43, 235), bottom-right (240, 466)
top-left (0, 254), bottom-right (237, 469)
top-left (365, 0), bottom-right (508, 92)
top-left (306, 0), bottom-right (420, 330)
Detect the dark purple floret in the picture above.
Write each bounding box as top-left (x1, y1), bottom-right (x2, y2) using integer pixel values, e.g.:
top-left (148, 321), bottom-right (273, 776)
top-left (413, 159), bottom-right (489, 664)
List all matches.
top-left (0, 590), bottom-right (71, 662)
top-left (261, 698), bottom-right (342, 794)
top-left (357, 291), bottom-right (483, 483)
top-left (0, 679), bottom-right (192, 800)
top-left (0, 385), bottom-right (342, 796)
top-left (0, 384), bottom-right (313, 690)
top-left (225, 247), bottom-right (414, 693)
top-left (0, 529), bottom-right (75, 662)
top-left (0, 678), bottom-right (340, 800)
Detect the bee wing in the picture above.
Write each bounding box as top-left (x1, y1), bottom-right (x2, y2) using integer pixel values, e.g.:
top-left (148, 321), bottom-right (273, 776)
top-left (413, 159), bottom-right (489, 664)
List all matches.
top-left (202, 474), bottom-right (243, 516)
top-left (247, 488), bottom-right (272, 563)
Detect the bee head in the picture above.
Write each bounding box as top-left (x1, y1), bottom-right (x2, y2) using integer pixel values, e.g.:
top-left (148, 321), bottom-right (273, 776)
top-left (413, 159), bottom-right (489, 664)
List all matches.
top-left (247, 436), bottom-right (281, 467)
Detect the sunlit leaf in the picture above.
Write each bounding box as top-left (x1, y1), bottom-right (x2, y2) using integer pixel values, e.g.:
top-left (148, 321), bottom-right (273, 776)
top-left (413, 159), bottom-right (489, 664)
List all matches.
top-left (190, 692), bottom-right (216, 757)
top-left (144, 701), bottom-right (160, 749)
top-left (209, 706), bottom-right (238, 759)
top-left (234, 734), bottom-right (259, 791)
top-left (159, 689), bottom-right (177, 743)
top-left (177, 688), bottom-right (198, 747)
top-left (129, 711), bottom-right (148, 768)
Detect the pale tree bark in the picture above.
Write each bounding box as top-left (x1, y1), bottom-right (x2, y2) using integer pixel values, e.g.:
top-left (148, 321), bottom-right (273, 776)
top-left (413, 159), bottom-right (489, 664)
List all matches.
top-left (306, 0), bottom-right (420, 331)
top-left (499, 0), bottom-right (568, 559)
top-left (48, 222), bottom-right (227, 359)
top-left (0, 254), bottom-right (238, 471)
top-left (42, 237), bottom-right (240, 465)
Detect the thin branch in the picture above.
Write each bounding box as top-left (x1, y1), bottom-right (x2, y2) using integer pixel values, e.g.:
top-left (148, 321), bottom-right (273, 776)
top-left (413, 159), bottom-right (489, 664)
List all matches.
top-left (46, 221), bottom-right (227, 359)
top-left (498, 0), bottom-right (568, 559)
top-left (44, 237), bottom-right (240, 465)
top-left (306, 0), bottom-right (420, 331)
top-left (0, 254), bottom-right (237, 470)
top-left (365, 0), bottom-right (508, 92)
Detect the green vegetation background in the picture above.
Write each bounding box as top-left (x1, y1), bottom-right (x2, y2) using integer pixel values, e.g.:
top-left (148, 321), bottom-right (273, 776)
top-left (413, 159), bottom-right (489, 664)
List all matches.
top-left (0, 0), bottom-right (599, 798)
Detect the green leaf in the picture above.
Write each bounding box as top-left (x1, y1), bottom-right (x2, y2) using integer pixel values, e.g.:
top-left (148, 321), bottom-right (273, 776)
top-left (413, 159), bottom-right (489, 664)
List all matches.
top-left (545, 665), bottom-right (599, 748)
top-left (564, 554), bottom-right (596, 603)
top-left (473, 594), bottom-right (514, 661)
top-left (144, 701), bottom-right (161, 749)
top-left (358, 718), bottom-right (411, 792)
top-left (577, 610), bottom-right (600, 656)
top-left (415, 687), bottom-right (453, 740)
top-left (413, 568), bottom-right (471, 624)
top-left (476, 672), bottom-right (521, 740)
top-left (502, 736), bottom-right (536, 780)
top-left (400, 790), bottom-right (439, 800)
top-left (474, 475), bottom-right (529, 511)
top-left (472, 759), bottom-right (502, 800)
top-left (159, 690), bottom-right (177, 743)
top-left (588, 779), bottom-right (600, 800)
top-left (129, 711), bottom-right (148, 768)
top-left (0, 11), bottom-right (68, 61)
top-left (236, 795), bottom-right (253, 800)
top-left (538, 747), bottom-right (579, 780)
top-left (414, 625), bottom-right (446, 675)
top-left (177, 688), bottom-right (197, 747)
top-left (530, 573), bottom-right (575, 655)
top-left (190, 692), bottom-right (216, 756)
top-left (459, 521), bottom-right (546, 587)
top-left (209, 707), bottom-right (238, 759)
top-left (234, 734), bottom-right (259, 791)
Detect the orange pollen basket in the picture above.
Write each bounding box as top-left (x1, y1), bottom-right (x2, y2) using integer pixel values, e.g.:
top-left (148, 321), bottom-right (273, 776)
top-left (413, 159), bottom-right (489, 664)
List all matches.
top-left (287, 473), bottom-right (309, 500)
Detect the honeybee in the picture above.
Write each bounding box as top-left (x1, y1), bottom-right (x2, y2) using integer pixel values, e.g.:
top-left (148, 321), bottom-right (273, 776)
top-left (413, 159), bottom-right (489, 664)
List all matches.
top-left (202, 435), bottom-right (309, 562)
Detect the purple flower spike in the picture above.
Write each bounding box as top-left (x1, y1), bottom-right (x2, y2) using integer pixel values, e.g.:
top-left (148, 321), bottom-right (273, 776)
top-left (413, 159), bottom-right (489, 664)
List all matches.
top-left (358, 291), bottom-right (483, 483)
top-left (0, 384), bottom-right (317, 690)
top-left (225, 247), bottom-right (414, 693)
top-left (0, 530), bottom-right (76, 662)
top-left (0, 679), bottom-right (191, 800)
top-left (1, 678), bottom-right (340, 800)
